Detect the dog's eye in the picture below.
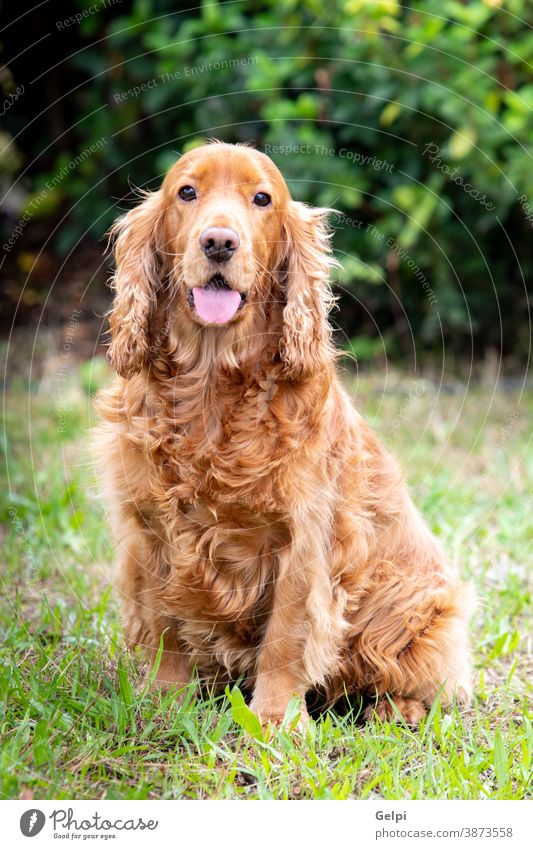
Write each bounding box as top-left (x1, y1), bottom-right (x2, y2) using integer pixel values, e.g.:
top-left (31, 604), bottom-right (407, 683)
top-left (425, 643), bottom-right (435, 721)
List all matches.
top-left (253, 192), bottom-right (271, 207)
top-left (178, 185), bottom-right (197, 201)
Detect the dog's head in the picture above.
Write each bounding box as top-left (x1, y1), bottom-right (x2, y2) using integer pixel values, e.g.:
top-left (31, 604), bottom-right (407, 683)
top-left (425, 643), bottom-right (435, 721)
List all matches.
top-left (107, 142), bottom-right (336, 379)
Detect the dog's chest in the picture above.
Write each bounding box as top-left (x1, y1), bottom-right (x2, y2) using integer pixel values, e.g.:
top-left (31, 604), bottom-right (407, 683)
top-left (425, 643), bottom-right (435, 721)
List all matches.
top-left (149, 373), bottom-right (293, 510)
top-left (137, 375), bottom-right (294, 642)
top-left (155, 499), bottom-right (288, 628)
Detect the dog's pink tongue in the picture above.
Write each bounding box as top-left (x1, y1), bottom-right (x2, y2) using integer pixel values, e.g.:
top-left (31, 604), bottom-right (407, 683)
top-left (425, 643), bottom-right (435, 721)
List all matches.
top-left (193, 287), bottom-right (241, 324)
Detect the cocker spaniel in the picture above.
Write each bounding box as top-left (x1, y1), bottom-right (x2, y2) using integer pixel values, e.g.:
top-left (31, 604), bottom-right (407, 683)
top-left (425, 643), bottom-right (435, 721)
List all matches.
top-left (95, 141), bottom-right (472, 727)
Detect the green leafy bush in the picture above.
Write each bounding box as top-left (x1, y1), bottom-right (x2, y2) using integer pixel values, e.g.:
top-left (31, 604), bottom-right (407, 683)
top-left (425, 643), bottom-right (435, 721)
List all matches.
top-left (5, 0), bottom-right (532, 361)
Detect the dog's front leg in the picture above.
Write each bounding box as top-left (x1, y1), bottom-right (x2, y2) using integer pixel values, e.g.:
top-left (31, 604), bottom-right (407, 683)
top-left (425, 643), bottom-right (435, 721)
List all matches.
top-left (250, 521), bottom-right (340, 728)
top-left (249, 563), bottom-right (311, 728)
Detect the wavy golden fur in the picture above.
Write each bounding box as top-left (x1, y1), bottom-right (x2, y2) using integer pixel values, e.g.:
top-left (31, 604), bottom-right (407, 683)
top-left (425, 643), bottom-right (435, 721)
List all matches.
top-left (95, 142), bottom-right (472, 726)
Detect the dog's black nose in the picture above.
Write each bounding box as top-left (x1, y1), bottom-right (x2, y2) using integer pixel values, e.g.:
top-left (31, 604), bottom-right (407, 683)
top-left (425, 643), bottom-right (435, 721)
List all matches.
top-left (200, 227), bottom-right (240, 263)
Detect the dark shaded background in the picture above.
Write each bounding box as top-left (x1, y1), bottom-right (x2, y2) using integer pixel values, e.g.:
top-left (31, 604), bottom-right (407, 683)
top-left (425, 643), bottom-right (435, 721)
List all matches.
top-left (1, 0), bottom-right (532, 370)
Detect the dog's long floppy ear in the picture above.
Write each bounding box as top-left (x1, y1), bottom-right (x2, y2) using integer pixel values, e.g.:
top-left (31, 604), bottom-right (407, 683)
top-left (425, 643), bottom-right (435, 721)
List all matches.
top-left (107, 191), bottom-right (165, 378)
top-left (277, 201), bottom-right (337, 380)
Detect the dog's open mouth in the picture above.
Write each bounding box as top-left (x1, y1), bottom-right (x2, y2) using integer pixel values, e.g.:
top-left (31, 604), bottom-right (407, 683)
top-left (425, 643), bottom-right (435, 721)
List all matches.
top-left (188, 275), bottom-right (247, 325)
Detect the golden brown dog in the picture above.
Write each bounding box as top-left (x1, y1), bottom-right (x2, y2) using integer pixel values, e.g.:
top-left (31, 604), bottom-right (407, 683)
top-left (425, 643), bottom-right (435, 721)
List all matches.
top-left (95, 141), bottom-right (472, 727)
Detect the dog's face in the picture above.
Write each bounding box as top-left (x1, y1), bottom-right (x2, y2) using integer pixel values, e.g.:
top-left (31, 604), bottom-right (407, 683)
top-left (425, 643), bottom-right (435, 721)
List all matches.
top-left (161, 144), bottom-right (290, 327)
top-left (107, 142), bottom-right (335, 380)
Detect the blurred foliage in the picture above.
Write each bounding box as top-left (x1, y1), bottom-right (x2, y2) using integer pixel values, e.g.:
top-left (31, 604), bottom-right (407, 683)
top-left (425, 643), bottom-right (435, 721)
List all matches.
top-left (3, 0), bottom-right (532, 361)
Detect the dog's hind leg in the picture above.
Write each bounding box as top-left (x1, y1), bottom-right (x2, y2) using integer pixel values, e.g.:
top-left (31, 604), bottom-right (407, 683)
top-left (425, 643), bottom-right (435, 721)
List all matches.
top-left (354, 581), bottom-right (473, 726)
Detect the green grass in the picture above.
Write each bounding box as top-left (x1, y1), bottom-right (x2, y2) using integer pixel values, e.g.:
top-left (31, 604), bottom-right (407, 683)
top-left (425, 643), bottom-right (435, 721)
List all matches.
top-left (1, 360), bottom-right (532, 800)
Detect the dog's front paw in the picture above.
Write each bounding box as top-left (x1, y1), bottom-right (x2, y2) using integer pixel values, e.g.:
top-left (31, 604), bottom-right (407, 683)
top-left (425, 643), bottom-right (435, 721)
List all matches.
top-left (364, 696), bottom-right (427, 727)
top-left (249, 696), bottom-right (309, 732)
top-left (138, 665), bottom-right (193, 702)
